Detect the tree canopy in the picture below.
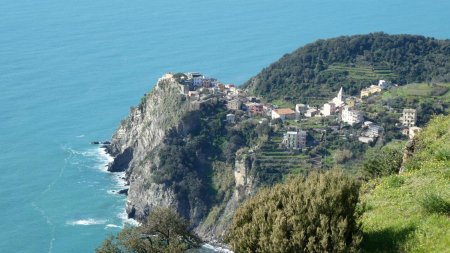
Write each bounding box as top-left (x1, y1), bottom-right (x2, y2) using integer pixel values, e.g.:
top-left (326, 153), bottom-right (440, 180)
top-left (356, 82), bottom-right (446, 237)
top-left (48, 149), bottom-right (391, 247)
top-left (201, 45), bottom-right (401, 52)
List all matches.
top-left (244, 33), bottom-right (450, 102)
top-left (96, 208), bottom-right (201, 253)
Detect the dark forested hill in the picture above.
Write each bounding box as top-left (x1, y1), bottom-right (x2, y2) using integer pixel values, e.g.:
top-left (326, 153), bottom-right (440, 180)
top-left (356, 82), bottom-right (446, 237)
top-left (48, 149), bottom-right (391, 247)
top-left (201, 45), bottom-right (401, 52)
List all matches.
top-left (244, 33), bottom-right (450, 102)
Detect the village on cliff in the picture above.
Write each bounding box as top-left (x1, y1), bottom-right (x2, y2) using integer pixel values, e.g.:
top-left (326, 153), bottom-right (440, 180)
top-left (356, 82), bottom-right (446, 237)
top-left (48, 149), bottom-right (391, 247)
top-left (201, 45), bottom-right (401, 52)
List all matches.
top-left (161, 72), bottom-right (420, 151)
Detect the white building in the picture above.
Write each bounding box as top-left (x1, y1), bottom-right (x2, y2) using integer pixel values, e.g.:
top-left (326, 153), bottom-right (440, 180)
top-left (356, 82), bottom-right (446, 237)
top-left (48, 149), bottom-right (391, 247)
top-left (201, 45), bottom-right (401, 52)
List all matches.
top-left (272, 108), bottom-right (296, 120)
top-left (400, 109), bottom-right (417, 127)
top-left (192, 76), bottom-right (204, 87)
top-left (358, 136), bottom-right (375, 143)
top-left (295, 104), bottom-right (307, 113)
top-left (378, 80), bottom-right (389, 89)
top-left (365, 125), bottom-right (383, 138)
top-left (305, 108), bottom-right (319, 118)
top-left (332, 87), bottom-right (345, 107)
top-left (185, 72), bottom-right (202, 79)
top-left (360, 85), bottom-right (382, 98)
top-left (409, 126), bottom-right (421, 139)
top-left (341, 106), bottom-right (363, 125)
top-left (363, 121), bottom-right (374, 127)
top-left (226, 114), bottom-right (236, 124)
top-left (321, 102), bottom-right (336, 116)
top-left (263, 105), bottom-right (273, 117)
top-left (283, 130), bottom-right (307, 150)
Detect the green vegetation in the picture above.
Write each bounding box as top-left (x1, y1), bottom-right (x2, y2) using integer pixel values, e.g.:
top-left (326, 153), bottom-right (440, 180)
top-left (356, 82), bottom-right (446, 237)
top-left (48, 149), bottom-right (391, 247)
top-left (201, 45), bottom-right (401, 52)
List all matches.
top-left (151, 102), bottom-right (231, 222)
top-left (360, 115), bottom-right (450, 252)
top-left (152, 101), bottom-right (270, 223)
top-left (383, 82), bottom-right (450, 100)
top-left (227, 170), bottom-right (362, 253)
top-left (226, 115), bottom-right (449, 253)
top-left (381, 82), bottom-right (450, 126)
top-left (105, 34), bottom-right (450, 252)
top-left (323, 64), bottom-right (398, 81)
top-left (96, 208), bottom-right (201, 253)
top-left (419, 192), bottom-right (450, 216)
top-left (245, 33), bottom-right (450, 103)
top-left (362, 142), bottom-right (404, 178)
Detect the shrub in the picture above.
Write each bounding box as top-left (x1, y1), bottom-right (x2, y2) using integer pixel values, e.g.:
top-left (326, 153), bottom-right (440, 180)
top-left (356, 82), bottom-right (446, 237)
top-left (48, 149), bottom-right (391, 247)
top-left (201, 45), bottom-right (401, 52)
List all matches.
top-left (420, 193), bottom-right (450, 215)
top-left (334, 149), bottom-right (353, 164)
top-left (96, 208), bottom-right (201, 253)
top-left (384, 176), bottom-right (405, 188)
top-left (363, 145), bottom-right (403, 178)
top-left (227, 170), bottom-right (362, 253)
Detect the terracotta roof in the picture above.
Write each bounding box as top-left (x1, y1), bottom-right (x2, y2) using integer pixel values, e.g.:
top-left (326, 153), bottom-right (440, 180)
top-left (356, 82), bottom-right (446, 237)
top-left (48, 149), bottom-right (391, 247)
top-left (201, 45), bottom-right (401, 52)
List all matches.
top-left (274, 108), bottom-right (295, 115)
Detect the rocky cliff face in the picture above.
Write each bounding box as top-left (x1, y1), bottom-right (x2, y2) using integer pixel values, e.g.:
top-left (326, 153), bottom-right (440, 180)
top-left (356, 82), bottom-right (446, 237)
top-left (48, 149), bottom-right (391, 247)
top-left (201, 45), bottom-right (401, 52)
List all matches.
top-left (107, 74), bottom-right (261, 243)
top-left (107, 74), bottom-right (193, 221)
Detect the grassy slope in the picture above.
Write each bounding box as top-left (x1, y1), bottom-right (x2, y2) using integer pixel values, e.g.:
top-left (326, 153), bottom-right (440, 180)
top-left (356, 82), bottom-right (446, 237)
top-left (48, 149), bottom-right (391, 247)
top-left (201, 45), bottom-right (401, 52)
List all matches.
top-left (383, 83), bottom-right (450, 102)
top-left (360, 115), bottom-right (450, 252)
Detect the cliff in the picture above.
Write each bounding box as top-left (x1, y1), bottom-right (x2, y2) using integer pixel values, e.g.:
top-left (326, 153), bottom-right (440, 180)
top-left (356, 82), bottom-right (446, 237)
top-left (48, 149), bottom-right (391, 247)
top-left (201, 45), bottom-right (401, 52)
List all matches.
top-left (107, 74), bottom-right (256, 241)
top-left (107, 74), bottom-right (194, 220)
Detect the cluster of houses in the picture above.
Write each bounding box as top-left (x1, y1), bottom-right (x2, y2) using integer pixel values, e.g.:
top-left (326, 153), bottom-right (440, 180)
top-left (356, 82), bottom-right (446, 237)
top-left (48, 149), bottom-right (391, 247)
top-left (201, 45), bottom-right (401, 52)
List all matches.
top-left (360, 80), bottom-right (389, 98)
top-left (169, 72), bottom-right (420, 149)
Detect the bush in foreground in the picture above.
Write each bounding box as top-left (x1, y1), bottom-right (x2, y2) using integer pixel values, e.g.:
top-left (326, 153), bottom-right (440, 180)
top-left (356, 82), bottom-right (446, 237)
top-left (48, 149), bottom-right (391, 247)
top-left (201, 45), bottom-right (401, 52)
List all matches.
top-left (227, 170), bottom-right (362, 253)
top-left (96, 207), bottom-right (201, 253)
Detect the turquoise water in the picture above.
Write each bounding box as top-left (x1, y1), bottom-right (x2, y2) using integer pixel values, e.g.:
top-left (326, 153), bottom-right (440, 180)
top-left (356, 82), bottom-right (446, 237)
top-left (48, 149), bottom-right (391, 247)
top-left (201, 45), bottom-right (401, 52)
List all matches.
top-left (1, 0), bottom-right (450, 252)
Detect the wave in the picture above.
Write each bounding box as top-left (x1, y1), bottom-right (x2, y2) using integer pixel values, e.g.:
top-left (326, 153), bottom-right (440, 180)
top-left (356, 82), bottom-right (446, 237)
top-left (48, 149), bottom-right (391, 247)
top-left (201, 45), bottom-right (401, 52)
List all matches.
top-left (105, 224), bottom-right (121, 229)
top-left (62, 146), bottom-right (114, 173)
top-left (67, 218), bottom-right (107, 226)
top-left (96, 147), bottom-right (114, 172)
top-left (118, 209), bottom-right (140, 227)
top-left (201, 244), bottom-right (234, 253)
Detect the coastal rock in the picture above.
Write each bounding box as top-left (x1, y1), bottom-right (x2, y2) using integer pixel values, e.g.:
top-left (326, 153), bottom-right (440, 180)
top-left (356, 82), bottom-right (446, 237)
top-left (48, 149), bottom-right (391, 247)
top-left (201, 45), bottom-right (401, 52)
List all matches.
top-left (107, 74), bottom-right (255, 243)
top-left (107, 147), bottom-right (133, 172)
top-left (118, 189), bottom-right (128, 195)
top-left (107, 75), bottom-right (197, 222)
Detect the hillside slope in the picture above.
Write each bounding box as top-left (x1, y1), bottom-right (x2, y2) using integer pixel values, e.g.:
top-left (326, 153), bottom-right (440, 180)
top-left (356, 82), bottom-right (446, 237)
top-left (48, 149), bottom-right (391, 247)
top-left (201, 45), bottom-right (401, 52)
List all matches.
top-left (360, 115), bottom-right (450, 252)
top-left (244, 33), bottom-right (450, 102)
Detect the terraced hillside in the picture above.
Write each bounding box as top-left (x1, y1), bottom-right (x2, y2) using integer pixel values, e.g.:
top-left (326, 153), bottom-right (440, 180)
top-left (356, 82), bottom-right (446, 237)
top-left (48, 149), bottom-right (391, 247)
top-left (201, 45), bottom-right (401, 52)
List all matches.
top-left (245, 33), bottom-right (450, 102)
top-left (251, 134), bottom-right (321, 186)
top-left (322, 64), bottom-right (398, 82)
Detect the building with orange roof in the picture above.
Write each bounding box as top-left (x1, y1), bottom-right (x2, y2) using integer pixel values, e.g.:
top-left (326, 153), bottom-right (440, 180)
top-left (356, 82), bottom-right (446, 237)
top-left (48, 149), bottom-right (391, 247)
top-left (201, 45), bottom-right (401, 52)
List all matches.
top-left (272, 108), bottom-right (296, 120)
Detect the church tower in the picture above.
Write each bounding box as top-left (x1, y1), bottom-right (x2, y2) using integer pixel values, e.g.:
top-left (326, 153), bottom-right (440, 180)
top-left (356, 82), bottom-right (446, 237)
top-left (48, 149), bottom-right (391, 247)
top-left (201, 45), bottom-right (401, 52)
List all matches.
top-left (332, 87), bottom-right (344, 106)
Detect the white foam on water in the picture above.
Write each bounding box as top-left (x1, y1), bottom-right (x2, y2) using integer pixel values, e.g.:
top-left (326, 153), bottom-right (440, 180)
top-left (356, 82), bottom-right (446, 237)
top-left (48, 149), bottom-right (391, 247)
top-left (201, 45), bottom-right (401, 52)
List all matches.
top-left (201, 244), bottom-right (234, 253)
top-left (118, 209), bottom-right (140, 227)
top-left (66, 218), bottom-right (107, 226)
top-left (94, 147), bottom-right (114, 173)
top-left (76, 134), bottom-right (85, 138)
top-left (105, 224), bottom-right (121, 229)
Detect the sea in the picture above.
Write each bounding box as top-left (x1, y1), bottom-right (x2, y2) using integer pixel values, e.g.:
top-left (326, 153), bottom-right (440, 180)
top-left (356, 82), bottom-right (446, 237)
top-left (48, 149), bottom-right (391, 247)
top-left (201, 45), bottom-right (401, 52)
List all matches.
top-left (1, 0), bottom-right (449, 252)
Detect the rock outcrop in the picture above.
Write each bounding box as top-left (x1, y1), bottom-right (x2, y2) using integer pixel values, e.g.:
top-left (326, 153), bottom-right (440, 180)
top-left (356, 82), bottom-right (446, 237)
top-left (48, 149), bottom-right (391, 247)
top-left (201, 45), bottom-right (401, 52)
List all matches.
top-left (399, 138), bottom-right (416, 174)
top-left (107, 74), bottom-right (193, 221)
top-left (107, 74), bottom-right (265, 243)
